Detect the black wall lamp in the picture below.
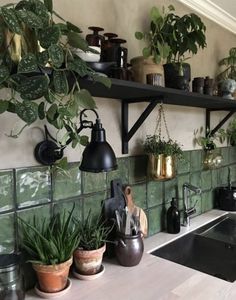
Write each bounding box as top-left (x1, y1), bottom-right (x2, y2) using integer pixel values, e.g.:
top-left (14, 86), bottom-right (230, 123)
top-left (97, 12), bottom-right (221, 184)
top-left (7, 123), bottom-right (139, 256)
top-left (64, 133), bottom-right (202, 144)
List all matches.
top-left (34, 109), bottom-right (117, 173)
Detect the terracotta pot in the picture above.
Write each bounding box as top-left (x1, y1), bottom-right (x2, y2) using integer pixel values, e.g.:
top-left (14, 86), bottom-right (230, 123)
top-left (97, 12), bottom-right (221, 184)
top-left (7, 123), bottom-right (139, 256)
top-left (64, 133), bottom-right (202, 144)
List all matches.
top-left (32, 257), bottom-right (72, 293)
top-left (148, 154), bottom-right (176, 181)
top-left (130, 56), bottom-right (165, 85)
top-left (73, 244), bottom-right (106, 275)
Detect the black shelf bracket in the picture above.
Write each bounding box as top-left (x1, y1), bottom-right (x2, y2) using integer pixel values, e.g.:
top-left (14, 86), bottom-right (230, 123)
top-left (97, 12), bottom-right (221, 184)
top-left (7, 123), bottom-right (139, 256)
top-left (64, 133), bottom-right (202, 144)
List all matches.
top-left (122, 97), bottom-right (162, 154)
top-left (206, 109), bottom-right (236, 136)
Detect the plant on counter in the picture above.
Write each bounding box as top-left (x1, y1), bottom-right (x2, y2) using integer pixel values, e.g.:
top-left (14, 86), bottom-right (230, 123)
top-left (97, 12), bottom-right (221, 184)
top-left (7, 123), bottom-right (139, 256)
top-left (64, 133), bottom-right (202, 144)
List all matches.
top-left (18, 205), bottom-right (80, 293)
top-left (73, 210), bottom-right (112, 276)
top-left (0, 0), bottom-right (110, 147)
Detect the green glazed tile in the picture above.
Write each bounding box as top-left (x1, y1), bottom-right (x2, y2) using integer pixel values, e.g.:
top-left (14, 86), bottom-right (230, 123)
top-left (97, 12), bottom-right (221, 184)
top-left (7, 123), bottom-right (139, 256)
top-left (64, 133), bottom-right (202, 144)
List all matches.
top-left (82, 172), bottom-right (106, 194)
top-left (211, 168), bottom-right (219, 189)
top-left (190, 150), bottom-right (203, 172)
top-left (220, 147), bottom-right (229, 166)
top-left (164, 178), bottom-right (177, 203)
top-left (229, 146), bottom-right (236, 164)
top-left (177, 174), bottom-right (190, 199)
top-left (0, 169), bottom-right (14, 212)
top-left (148, 205), bottom-right (165, 236)
top-left (190, 194), bottom-right (202, 216)
top-left (130, 184), bottom-right (147, 209)
top-left (107, 158), bottom-right (129, 185)
top-left (17, 204), bottom-right (51, 223)
top-left (177, 151), bottom-right (190, 174)
top-left (16, 166), bottom-right (51, 208)
top-left (83, 191), bottom-right (107, 219)
top-left (128, 155), bottom-right (147, 184)
top-left (202, 191), bottom-right (214, 212)
top-left (229, 164), bottom-right (236, 183)
top-left (201, 170), bottom-right (212, 191)
top-left (147, 181), bottom-right (163, 207)
top-left (190, 172), bottom-right (202, 189)
top-left (52, 162), bottom-right (81, 201)
top-left (53, 197), bottom-right (83, 220)
top-left (218, 166), bottom-right (229, 186)
top-left (0, 213), bottom-right (15, 253)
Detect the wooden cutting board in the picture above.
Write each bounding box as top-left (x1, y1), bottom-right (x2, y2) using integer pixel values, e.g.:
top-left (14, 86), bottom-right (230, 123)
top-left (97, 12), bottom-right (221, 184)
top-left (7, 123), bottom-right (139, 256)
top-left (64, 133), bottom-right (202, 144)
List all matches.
top-left (123, 185), bottom-right (148, 237)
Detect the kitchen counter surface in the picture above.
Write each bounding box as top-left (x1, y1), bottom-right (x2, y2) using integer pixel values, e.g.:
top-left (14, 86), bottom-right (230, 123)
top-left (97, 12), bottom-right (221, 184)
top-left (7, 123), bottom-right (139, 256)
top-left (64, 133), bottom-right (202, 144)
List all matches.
top-left (26, 210), bottom-right (236, 300)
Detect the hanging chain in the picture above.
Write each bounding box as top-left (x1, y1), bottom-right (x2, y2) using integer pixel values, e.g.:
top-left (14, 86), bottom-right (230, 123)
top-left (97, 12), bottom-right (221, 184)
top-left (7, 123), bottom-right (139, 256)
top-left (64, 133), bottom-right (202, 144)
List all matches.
top-left (154, 104), bottom-right (171, 140)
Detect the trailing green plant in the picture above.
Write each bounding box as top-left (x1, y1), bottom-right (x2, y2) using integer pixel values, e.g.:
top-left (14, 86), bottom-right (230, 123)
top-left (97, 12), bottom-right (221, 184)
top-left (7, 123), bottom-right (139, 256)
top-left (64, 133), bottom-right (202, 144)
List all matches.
top-left (217, 47), bottom-right (236, 81)
top-left (193, 126), bottom-right (226, 150)
top-left (0, 0), bottom-right (110, 146)
top-left (18, 205), bottom-right (80, 265)
top-left (135, 5), bottom-right (174, 64)
top-left (74, 211), bottom-right (111, 251)
top-left (144, 135), bottom-right (183, 159)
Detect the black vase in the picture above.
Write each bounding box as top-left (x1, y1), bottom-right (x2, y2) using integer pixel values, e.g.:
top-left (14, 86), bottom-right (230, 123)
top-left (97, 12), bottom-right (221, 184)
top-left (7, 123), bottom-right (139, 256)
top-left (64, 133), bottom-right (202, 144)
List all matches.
top-left (164, 63), bottom-right (191, 90)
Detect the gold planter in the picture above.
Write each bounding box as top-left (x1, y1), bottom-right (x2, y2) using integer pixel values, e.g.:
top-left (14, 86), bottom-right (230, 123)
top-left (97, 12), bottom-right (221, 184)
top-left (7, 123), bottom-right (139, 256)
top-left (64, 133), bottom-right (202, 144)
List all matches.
top-left (148, 154), bottom-right (176, 181)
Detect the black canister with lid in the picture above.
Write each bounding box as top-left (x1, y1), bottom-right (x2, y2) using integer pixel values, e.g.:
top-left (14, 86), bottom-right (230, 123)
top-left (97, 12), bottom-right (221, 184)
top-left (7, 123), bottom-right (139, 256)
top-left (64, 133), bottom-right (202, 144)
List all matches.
top-left (0, 253), bottom-right (25, 300)
top-left (166, 198), bottom-right (180, 234)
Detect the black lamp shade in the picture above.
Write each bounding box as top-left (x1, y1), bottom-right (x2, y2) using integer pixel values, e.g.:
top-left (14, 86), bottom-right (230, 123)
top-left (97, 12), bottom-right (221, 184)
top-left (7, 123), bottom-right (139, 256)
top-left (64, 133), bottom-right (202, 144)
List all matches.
top-left (79, 119), bottom-right (117, 172)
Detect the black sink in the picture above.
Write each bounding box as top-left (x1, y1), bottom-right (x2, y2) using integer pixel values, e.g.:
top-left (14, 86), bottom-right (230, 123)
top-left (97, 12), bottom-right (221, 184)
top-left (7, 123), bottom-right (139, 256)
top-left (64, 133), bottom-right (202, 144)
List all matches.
top-left (151, 214), bottom-right (236, 282)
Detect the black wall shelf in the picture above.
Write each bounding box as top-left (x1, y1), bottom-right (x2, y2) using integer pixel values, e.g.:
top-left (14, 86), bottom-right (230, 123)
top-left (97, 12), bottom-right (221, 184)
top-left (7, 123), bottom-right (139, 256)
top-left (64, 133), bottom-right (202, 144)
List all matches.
top-left (79, 78), bottom-right (236, 153)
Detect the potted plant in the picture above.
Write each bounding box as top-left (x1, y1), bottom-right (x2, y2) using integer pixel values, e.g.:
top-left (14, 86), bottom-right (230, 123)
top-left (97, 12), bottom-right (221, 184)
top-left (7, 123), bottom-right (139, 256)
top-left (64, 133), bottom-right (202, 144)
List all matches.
top-left (0, 0), bottom-right (110, 152)
top-left (144, 135), bottom-right (183, 180)
top-left (132, 5), bottom-right (174, 84)
top-left (73, 211), bottom-right (111, 276)
top-left (18, 206), bottom-right (80, 294)
top-left (162, 11), bottom-right (207, 90)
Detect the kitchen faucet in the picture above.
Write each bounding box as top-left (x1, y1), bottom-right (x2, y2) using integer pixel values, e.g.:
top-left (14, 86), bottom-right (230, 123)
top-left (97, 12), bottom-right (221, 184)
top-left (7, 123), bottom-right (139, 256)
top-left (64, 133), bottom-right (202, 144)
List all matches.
top-left (182, 183), bottom-right (201, 227)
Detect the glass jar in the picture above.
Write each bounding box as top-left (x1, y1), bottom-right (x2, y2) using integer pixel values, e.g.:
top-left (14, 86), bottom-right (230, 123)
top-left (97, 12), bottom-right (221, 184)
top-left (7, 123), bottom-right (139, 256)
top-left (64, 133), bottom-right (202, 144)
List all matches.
top-left (0, 254), bottom-right (25, 300)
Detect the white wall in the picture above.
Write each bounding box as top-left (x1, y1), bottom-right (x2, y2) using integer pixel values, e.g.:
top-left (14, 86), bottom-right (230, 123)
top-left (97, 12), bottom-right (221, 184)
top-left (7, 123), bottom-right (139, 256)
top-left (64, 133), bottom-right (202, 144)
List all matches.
top-left (0, 0), bottom-right (235, 169)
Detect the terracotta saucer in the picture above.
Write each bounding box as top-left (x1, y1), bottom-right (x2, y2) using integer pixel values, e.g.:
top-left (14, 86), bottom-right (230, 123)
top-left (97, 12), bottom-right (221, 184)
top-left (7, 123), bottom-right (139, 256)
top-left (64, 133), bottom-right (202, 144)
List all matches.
top-left (34, 278), bottom-right (72, 298)
top-left (73, 264), bottom-right (105, 280)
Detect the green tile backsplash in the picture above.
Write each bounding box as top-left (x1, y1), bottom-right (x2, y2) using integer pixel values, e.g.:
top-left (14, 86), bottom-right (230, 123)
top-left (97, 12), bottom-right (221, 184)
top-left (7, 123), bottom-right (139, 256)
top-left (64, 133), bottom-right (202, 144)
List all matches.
top-left (0, 146), bottom-right (236, 253)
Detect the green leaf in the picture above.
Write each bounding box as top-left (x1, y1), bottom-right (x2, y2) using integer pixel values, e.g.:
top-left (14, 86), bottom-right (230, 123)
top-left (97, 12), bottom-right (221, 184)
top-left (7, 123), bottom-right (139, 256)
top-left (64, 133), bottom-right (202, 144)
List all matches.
top-left (47, 103), bottom-right (58, 121)
top-left (66, 21), bottom-right (82, 33)
top-left (67, 58), bottom-right (92, 77)
top-left (33, 0), bottom-right (50, 27)
top-left (75, 89), bottom-right (96, 109)
top-left (142, 47), bottom-right (151, 58)
top-left (67, 31), bottom-right (88, 51)
top-left (53, 71), bottom-right (68, 94)
top-left (16, 101), bottom-right (38, 124)
top-left (38, 25), bottom-right (60, 49)
top-left (79, 135), bottom-right (89, 146)
top-left (1, 7), bottom-right (21, 34)
top-left (48, 44), bottom-right (64, 68)
top-left (150, 6), bottom-right (161, 22)
top-left (18, 53), bottom-right (38, 73)
top-left (135, 31), bottom-right (144, 40)
top-left (0, 30), bottom-right (4, 47)
top-left (0, 65), bottom-right (10, 84)
top-left (7, 102), bottom-right (16, 113)
top-left (0, 100), bottom-right (9, 113)
top-left (16, 10), bottom-right (43, 29)
top-left (38, 102), bottom-right (45, 120)
top-left (44, 0), bottom-right (53, 13)
top-left (92, 74), bottom-right (111, 88)
top-left (45, 90), bottom-right (56, 103)
top-left (37, 50), bottom-right (49, 66)
top-left (18, 75), bottom-right (49, 100)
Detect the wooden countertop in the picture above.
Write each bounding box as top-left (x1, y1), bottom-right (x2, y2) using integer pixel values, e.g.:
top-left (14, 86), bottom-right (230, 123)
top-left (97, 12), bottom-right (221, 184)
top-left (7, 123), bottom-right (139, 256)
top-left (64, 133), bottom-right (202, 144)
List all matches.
top-left (26, 210), bottom-right (236, 300)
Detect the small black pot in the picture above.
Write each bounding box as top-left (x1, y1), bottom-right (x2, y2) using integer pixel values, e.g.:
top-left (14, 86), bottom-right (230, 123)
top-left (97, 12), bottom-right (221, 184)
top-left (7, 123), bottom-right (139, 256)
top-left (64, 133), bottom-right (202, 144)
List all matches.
top-left (164, 63), bottom-right (191, 90)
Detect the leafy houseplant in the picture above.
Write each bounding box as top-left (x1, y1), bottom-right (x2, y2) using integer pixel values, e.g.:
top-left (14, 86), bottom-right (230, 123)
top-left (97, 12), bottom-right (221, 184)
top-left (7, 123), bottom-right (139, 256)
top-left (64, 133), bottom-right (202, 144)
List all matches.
top-left (73, 211), bottom-right (111, 276)
top-left (217, 47), bottom-right (236, 81)
top-left (0, 0), bottom-right (110, 148)
top-left (19, 206), bottom-right (80, 293)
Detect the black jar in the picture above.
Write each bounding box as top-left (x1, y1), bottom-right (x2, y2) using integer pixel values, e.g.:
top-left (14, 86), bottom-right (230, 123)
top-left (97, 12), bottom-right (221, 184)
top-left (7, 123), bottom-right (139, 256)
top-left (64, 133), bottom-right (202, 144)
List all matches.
top-left (0, 254), bottom-right (25, 300)
top-left (115, 232), bottom-right (144, 267)
top-left (192, 77), bottom-right (204, 94)
top-left (86, 26), bottom-right (104, 47)
top-left (166, 198), bottom-right (180, 234)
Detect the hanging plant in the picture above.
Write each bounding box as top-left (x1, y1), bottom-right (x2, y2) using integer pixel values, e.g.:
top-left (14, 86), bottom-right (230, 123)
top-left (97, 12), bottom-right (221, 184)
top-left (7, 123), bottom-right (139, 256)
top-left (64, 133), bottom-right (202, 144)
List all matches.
top-left (0, 0), bottom-right (110, 148)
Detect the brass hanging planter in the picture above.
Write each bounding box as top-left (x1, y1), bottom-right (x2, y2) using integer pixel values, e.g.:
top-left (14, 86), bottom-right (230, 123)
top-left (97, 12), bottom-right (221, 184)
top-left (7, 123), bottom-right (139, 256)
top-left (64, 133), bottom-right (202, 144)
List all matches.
top-left (148, 154), bottom-right (176, 181)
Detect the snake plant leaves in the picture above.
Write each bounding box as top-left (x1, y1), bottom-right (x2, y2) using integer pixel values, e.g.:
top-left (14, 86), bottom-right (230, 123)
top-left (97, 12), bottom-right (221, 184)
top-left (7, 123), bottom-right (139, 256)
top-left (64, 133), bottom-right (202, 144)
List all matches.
top-left (75, 89), bottom-right (96, 109)
top-left (16, 10), bottom-right (43, 29)
top-left (66, 21), bottom-right (82, 33)
top-left (0, 100), bottom-right (9, 114)
top-left (16, 101), bottom-right (38, 124)
top-left (18, 75), bottom-right (49, 100)
top-left (44, 0), bottom-right (53, 14)
top-left (0, 65), bottom-right (10, 84)
top-left (18, 53), bottom-right (38, 73)
top-left (67, 31), bottom-right (88, 51)
top-left (1, 7), bottom-right (21, 34)
top-left (37, 50), bottom-right (49, 66)
top-left (48, 44), bottom-right (64, 68)
top-left (38, 25), bottom-right (60, 49)
top-left (53, 71), bottom-right (68, 94)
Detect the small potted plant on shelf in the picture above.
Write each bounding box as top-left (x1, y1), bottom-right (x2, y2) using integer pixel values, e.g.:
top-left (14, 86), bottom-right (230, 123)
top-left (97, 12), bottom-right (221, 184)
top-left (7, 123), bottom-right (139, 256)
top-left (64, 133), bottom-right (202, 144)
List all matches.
top-left (0, 0), bottom-right (110, 152)
top-left (132, 5), bottom-right (174, 84)
top-left (73, 211), bottom-right (111, 278)
top-left (18, 206), bottom-right (80, 294)
top-left (162, 10), bottom-right (207, 90)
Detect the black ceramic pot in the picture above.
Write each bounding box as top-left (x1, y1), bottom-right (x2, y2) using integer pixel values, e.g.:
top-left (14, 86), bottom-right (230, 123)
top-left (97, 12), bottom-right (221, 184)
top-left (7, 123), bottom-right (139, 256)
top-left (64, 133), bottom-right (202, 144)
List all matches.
top-left (115, 232), bottom-right (144, 267)
top-left (164, 63), bottom-right (191, 90)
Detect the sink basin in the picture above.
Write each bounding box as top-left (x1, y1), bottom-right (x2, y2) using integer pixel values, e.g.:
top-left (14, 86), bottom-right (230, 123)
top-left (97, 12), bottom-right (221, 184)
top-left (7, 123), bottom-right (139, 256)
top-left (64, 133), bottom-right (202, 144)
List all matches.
top-left (151, 213), bottom-right (236, 282)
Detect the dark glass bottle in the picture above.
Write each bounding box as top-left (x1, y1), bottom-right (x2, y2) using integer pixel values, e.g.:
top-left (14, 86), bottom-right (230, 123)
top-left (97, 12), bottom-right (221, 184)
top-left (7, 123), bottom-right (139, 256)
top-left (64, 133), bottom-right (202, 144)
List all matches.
top-left (167, 198), bottom-right (180, 234)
